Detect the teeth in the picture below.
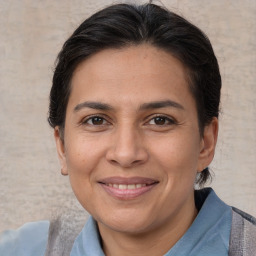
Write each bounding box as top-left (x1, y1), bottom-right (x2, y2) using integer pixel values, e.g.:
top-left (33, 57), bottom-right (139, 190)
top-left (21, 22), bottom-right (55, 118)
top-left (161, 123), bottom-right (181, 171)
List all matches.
top-left (119, 184), bottom-right (127, 189)
top-left (108, 184), bottom-right (147, 189)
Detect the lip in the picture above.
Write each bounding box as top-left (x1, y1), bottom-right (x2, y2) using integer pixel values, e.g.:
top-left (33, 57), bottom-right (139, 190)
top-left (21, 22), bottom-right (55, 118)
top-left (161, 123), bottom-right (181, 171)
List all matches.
top-left (99, 176), bottom-right (158, 185)
top-left (98, 176), bottom-right (159, 200)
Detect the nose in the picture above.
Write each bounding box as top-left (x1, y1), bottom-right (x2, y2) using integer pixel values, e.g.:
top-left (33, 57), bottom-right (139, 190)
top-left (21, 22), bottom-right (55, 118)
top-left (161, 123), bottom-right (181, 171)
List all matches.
top-left (106, 125), bottom-right (149, 168)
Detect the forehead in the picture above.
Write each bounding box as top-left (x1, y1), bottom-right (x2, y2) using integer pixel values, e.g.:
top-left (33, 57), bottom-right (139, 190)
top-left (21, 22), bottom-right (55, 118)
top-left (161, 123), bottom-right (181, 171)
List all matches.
top-left (68, 44), bottom-right (194, 110)
top-left (73, 44), bottom-right (187, 83)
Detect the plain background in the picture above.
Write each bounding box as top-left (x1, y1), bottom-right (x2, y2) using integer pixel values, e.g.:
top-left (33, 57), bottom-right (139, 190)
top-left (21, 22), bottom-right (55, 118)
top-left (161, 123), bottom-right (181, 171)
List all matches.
top-left (0, 0), bottom-right (255, 232)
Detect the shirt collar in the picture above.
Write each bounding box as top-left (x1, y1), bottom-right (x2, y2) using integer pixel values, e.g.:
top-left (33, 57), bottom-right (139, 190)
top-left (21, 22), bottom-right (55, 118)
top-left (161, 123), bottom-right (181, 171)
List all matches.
top-left (165, 188), bottom-right (232, 256)
top-left (71, 188), bottom-right (232, 256)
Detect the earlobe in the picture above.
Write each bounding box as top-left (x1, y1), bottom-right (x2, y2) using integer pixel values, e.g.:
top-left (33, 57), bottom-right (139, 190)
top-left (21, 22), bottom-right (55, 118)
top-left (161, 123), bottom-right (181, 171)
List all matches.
top-left (197, 117), bottom-right (218, 172)
top-left (54, 126), bottom-right (68, 176)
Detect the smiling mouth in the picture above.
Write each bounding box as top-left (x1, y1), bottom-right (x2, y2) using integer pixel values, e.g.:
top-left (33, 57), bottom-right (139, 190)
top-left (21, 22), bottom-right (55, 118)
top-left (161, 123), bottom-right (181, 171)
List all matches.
top-left (105, 183), bottom-right (147, 189)
top-left (98, 177), bottom-right (159, 199)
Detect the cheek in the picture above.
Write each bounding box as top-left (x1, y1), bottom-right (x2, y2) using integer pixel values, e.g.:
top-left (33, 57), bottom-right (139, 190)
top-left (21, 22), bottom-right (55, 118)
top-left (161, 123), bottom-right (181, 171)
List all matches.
top-left (64, 137), bottom-right (104, 211)
top-left (149, 132), bottom-right (201, 178)
top-left (65, 134), bottom-right (105, 171)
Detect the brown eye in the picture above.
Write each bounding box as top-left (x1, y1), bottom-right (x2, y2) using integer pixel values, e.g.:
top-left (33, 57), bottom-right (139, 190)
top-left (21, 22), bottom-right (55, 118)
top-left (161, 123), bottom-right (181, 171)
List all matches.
top-left (154, 117), bottom-right (166, 125)
top-left (148, 116), bottom-right (175, 126)
top-left (85, 116), bottom-right (107, 125)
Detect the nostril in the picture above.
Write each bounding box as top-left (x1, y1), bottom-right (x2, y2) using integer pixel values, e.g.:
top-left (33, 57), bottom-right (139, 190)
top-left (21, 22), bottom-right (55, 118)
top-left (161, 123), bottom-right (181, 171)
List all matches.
top-left (109, 158), bottom-right (145, 168)
top-left (110, 159), bottom-right (119, 165)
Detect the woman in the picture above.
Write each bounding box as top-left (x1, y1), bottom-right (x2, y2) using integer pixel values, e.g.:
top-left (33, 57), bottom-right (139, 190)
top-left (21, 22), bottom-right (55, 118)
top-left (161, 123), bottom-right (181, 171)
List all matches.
top-left (1, 3), bottom-right (255, 256)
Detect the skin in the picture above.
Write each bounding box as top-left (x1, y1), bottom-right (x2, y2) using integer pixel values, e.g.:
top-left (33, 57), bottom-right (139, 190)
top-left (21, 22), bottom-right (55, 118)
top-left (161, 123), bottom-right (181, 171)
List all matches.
top-left (54, 44), bottom-right (218, 256)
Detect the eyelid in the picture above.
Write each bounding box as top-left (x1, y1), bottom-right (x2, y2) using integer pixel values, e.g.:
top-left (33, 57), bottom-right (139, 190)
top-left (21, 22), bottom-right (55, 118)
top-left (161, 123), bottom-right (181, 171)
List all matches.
top-left (145, 114), bottom-right (177, 125)
top-left (80, 113), bottom-right (176, 126)
top-left (81, 114), bottom-right (111, 125)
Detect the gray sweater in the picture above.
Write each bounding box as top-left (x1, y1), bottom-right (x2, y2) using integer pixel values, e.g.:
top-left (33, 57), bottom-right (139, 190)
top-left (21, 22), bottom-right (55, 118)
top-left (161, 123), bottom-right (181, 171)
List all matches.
top-left (229, 207), bottom-right (256, 256)
top-left (44, 189), bottom-right (256, 255)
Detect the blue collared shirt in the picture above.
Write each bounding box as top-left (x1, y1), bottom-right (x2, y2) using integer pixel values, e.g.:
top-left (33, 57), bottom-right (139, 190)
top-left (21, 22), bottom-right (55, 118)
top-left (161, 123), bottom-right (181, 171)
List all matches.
top-left (0, 188), bottom-right (232, 255)
top-left (0, 220), bottom-right (49, 256)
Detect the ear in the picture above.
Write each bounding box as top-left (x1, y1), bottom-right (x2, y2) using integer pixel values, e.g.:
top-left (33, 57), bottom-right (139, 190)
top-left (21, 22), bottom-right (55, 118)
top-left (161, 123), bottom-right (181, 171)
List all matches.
top-left (197, 117), bottom-right (218, 172)
top-left (54, 126), bottom-right (68, 176)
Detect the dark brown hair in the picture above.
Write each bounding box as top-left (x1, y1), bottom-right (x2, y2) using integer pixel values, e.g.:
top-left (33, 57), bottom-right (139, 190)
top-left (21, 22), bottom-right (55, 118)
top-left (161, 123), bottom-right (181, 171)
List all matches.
top-left (48, 3), bottom-right (221, 186)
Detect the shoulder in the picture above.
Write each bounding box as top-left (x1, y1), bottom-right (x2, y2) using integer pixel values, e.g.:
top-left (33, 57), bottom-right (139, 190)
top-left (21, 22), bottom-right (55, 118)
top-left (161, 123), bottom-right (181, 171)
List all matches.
top-left (232, 207), bottom-right (256, 225)
top-left (229, 207), bottom-right (256, 255)
top-left (0, 220), bottom-right (50, 256)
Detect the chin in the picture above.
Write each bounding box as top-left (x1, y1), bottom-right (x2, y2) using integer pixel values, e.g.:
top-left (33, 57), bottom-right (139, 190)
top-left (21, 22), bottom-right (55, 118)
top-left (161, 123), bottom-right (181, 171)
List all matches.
top-left (96, 209), bottom-right (156, 234)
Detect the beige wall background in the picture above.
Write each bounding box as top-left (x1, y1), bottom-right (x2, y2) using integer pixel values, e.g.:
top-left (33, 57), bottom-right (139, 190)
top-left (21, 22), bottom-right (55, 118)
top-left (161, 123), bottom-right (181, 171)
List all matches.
top-left (0, 0), bottom-right (255, 232)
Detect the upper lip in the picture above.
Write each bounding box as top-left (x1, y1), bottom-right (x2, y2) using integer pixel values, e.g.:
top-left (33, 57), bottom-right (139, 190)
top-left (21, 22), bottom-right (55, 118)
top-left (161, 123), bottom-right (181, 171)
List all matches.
top-left (98, 176), bottom-right (159, 185)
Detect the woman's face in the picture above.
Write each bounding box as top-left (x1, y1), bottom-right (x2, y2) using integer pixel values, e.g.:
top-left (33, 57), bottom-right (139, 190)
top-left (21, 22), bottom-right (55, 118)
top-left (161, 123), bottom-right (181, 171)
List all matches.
top-left (55, 44), bottom-right (217, 235)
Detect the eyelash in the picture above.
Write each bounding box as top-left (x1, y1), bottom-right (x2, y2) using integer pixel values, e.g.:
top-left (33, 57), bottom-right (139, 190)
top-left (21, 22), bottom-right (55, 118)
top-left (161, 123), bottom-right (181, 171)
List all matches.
top-left (81, 115), bottom-right (110, 126)
top-left (81, 114), bottom-right (176, 127)
top-left (146, 115), bottom-right (176, 126)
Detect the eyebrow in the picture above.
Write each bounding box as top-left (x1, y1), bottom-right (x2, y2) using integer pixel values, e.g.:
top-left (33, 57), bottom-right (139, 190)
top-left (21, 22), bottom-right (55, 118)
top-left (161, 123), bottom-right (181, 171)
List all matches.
top-left (74, 101), bottom-right (113, 112)
top-left (139, 100), bottom-right (184, 111)
top-left (74, 99), bottom-right (184, 112)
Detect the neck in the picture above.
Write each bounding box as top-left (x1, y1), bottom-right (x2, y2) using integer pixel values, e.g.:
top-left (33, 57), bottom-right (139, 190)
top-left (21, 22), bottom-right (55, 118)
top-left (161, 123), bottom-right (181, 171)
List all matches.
top-left (98, 195), bottom-right (198, 256)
